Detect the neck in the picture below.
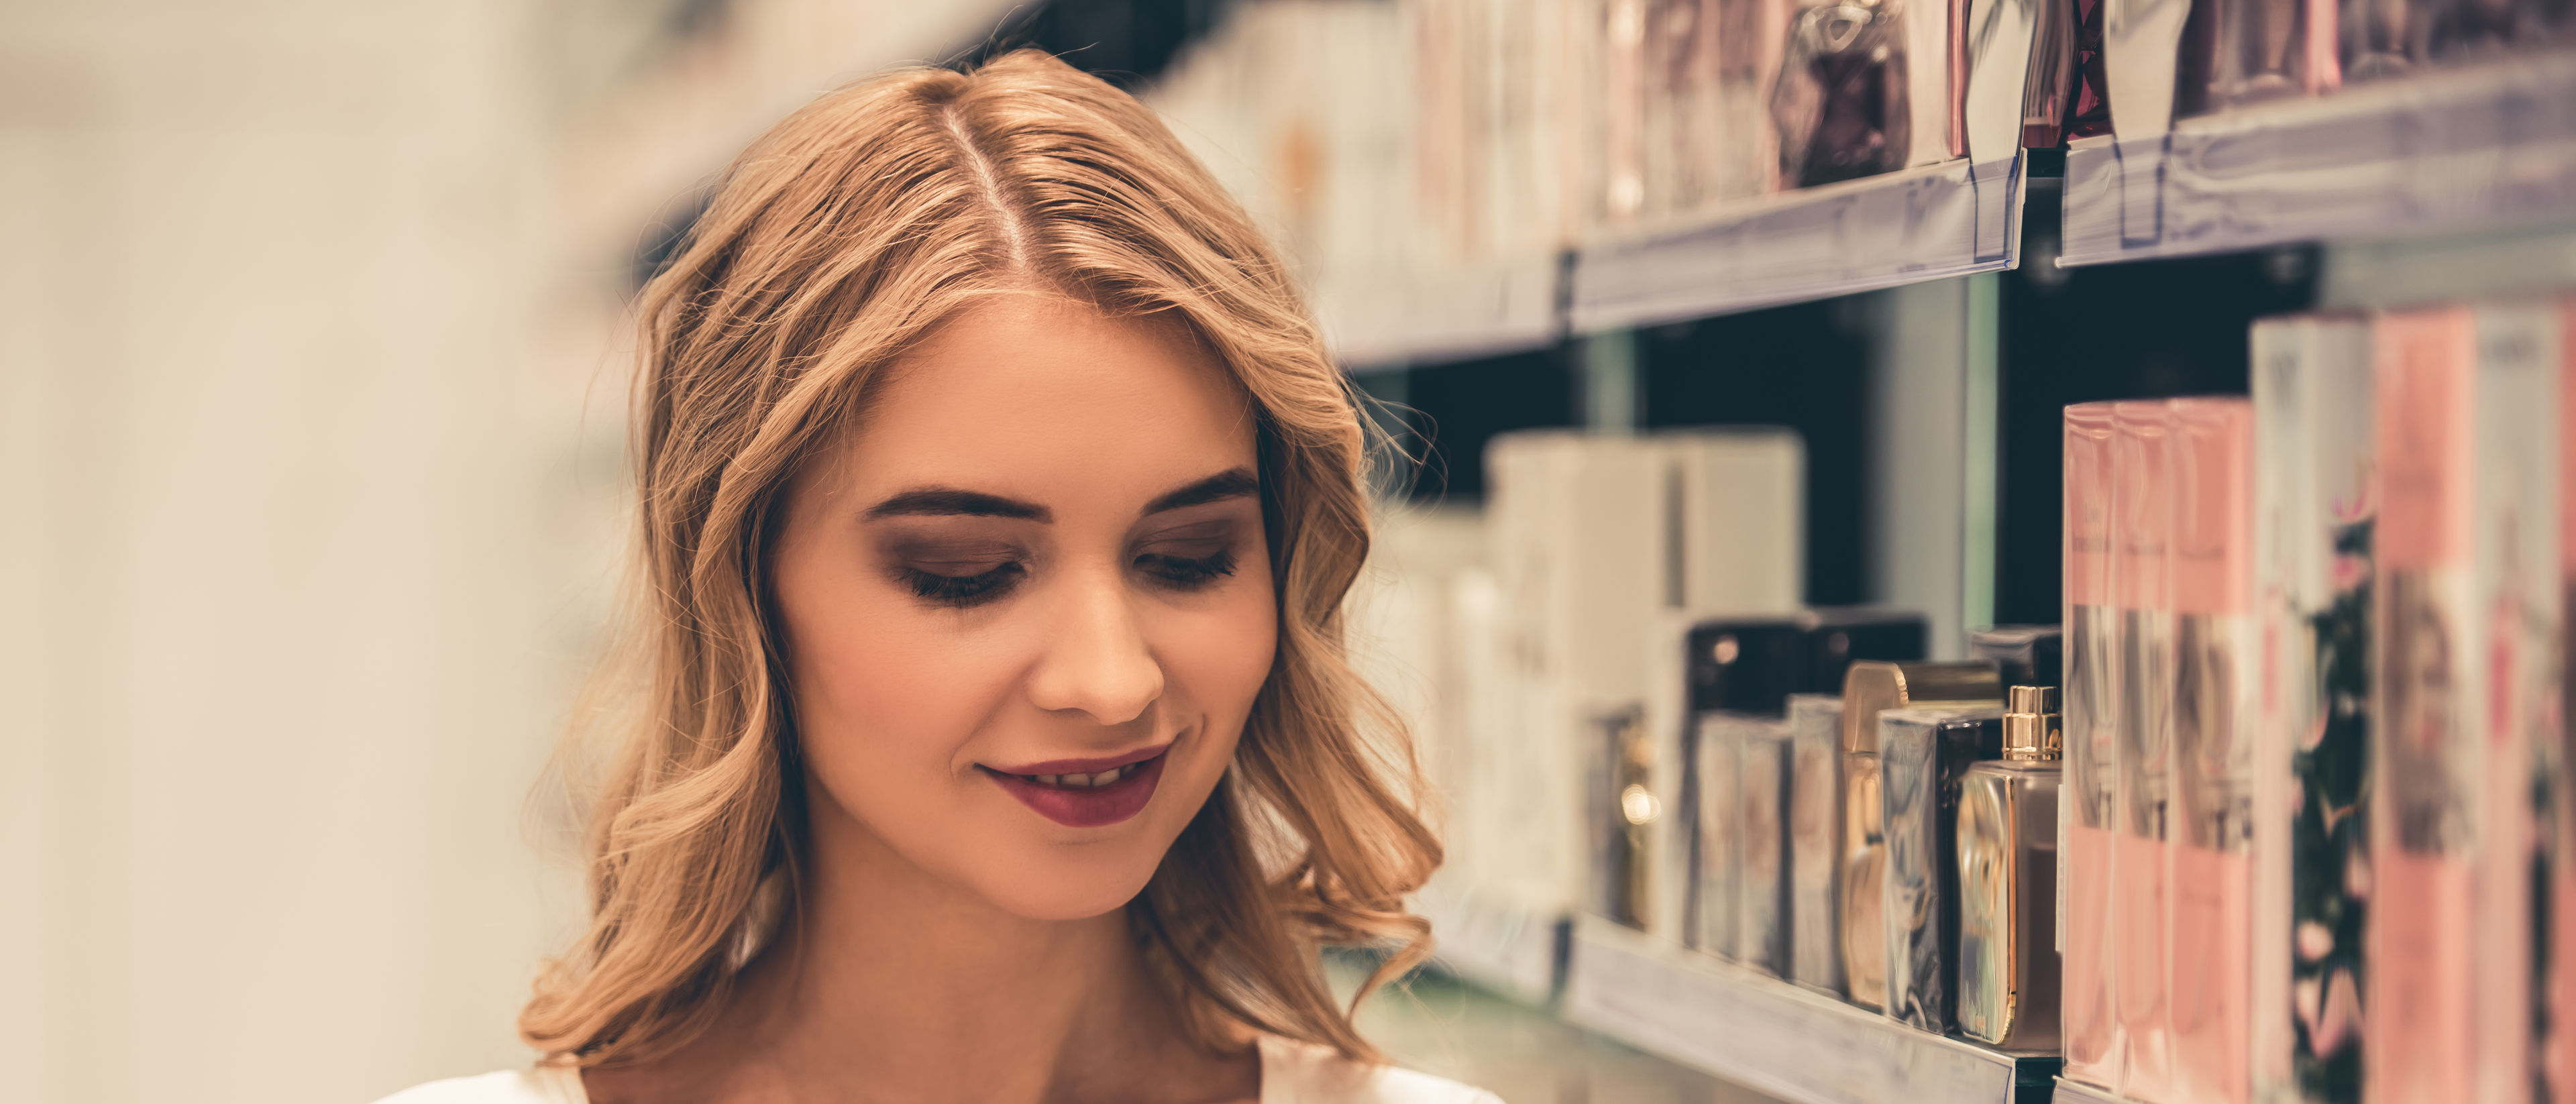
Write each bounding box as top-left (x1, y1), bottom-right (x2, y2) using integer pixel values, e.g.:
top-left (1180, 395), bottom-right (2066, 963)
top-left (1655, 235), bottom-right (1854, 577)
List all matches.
top-left (678, 794), bottom-right (1258, 1104)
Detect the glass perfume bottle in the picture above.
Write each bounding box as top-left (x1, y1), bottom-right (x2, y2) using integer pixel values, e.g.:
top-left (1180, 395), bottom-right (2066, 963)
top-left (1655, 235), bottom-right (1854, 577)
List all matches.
top-left (1840, 659), bottom-right (2003, 1011)
top-left (1591, 705), bottom-right (1656, 929)
top-left (1970, 624), bottom-right (2063, 691)
top-left (1958, 685), bottom-right (2065, 1052)
top-left (1770, 0), bottom-right (1911, 188)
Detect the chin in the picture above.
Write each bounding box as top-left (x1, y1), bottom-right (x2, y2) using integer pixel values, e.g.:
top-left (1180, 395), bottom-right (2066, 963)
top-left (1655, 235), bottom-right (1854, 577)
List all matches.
top-left (970, 849), bottom-right (1165, 922)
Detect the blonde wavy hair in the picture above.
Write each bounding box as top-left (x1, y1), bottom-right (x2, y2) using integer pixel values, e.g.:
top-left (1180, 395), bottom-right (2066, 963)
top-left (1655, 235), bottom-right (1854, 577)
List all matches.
top-left (518, 49), bottom-right (1440, 1068)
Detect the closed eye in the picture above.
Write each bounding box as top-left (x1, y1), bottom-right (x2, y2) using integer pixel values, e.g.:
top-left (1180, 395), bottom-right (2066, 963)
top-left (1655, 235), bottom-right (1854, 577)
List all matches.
top-left (1136, 549), bottom-right (1235, 591)
top-left (900, 561), bottom-right (1025, 608)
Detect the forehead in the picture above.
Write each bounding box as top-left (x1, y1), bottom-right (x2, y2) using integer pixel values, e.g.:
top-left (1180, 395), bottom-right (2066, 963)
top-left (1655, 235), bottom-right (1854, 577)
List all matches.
top-left (835, 294), bottom-right (1256, 503)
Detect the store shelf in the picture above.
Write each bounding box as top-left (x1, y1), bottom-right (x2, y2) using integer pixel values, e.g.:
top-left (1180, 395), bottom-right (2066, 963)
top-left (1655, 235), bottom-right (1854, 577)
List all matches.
top-left (1413, 878), bottom-right (1568, 1006)
top-left (1570, 154), bottom-right (2026, 333)
top-left (2059, 52), bottom-right (2576, 266)
top-left (1560, 915), bottom-right (2058, 1104)
top-left (1320, 256), bottom-right (1563, 368)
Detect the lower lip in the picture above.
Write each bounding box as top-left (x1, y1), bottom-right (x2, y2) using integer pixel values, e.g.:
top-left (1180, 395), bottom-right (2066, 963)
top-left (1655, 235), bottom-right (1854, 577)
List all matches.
top-left (983, 754), bottom-right (1167, 828)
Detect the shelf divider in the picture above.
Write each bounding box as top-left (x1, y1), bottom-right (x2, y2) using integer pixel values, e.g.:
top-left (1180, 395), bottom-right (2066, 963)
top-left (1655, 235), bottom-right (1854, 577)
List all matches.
top-left (2059, 52), bottom-right (2576, 267)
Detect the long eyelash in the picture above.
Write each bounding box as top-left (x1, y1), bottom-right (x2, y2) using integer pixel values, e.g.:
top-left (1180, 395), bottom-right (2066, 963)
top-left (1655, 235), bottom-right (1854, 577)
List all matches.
top-left (1140, 550), bottom-right (1236, 590)
top-left (903, 563), bottom-right (1024, 608)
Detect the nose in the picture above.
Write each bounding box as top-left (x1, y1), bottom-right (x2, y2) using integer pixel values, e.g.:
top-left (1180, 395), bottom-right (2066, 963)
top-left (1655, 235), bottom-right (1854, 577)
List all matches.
top-left (1024, 565), bottom-right (1165, 725)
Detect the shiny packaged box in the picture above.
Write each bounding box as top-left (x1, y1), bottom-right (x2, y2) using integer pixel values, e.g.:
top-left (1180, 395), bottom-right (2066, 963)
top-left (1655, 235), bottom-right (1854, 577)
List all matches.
top-left (1695, 710), bottom-right (1783, 958)
top-left (1739, 717), bottom-right (1796, 977)
top-left (1788, 693), bottom-right (1849, 995)
top-left (1880, 704), bottom-right (2004, 1033)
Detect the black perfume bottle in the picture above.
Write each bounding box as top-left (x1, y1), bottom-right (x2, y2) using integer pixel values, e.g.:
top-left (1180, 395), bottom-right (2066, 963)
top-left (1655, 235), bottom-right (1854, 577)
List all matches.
top-left (1687, 618), bottom-right (1809, 714)
top-left (1970, 624), bottom-right (2063, 690)
top-left (1807, 607), bottom-right (1931, 697)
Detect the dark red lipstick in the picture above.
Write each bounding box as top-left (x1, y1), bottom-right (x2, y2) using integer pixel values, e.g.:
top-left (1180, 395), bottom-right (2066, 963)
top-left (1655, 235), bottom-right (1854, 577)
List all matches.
top-left (980, 743), bottom-right (1169, 828)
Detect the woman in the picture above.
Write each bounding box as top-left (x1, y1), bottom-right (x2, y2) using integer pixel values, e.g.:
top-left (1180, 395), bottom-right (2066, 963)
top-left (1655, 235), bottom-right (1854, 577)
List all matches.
top-left (380, 48), bottom-right (1497, 1104)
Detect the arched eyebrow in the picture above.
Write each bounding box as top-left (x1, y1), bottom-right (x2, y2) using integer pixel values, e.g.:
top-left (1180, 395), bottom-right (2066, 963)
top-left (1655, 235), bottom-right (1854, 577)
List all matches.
top-left (1142, 467), bottom-right (1257, 516)
top-left (865, 488), bottom-right (1050, 522)
top-left (859, 467), bottom-right (1255, 524)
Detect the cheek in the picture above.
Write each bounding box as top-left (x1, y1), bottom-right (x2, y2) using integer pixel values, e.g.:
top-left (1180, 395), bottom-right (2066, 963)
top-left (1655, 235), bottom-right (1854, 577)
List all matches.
top-left (1167, 579), bottom-right (1279, 726)
top-left (1152, 561), bottom-right (1280, 806)
top-left (778, 567), bottom-right (1018, 829)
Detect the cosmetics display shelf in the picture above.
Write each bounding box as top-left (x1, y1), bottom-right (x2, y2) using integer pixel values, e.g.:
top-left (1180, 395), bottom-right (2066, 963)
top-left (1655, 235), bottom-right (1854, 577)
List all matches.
top-left (1560, 916), bottom-right (2059, 1104)
top-left (1322, 256), bottom-right (1562, 368)
top-left (1568, 153), bottom-right (2027, 334)
top-left (2058, 51), bottom-right (2576, 268)
top-left (1412, 878), bottom-right (1568, 1007)
top-left (1322, 152), bottom-right (2029, 363)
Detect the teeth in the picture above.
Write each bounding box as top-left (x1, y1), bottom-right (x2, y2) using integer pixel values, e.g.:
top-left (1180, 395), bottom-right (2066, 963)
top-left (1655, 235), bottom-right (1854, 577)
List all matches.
top-left (1015, 763), bottom-right (1144, 788)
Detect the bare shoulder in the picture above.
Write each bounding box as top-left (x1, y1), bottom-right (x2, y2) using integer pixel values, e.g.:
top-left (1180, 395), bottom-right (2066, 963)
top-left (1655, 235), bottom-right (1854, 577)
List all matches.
top-left (1258, 1038), bottom-right (1504, 1104)
top-left (370, 1067), bottom-right (584, 1104)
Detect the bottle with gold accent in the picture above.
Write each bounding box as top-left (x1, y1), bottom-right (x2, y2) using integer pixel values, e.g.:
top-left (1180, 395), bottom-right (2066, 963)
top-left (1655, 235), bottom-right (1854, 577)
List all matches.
top-left (1839, 659), bottom-right (2003, 1010)
top-left (1957, 685), bottom-right (2066, 1052)
top-left (1591, 705), bottom-right (1657, 929)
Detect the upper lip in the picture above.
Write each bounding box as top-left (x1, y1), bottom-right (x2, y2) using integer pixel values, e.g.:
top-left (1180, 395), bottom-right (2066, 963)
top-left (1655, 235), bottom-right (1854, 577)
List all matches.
top-left (983, 741), bottom-right (1171, 777)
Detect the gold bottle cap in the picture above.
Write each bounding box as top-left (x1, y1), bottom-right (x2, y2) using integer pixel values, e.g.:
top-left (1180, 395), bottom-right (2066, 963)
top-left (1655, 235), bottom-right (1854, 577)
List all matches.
top-left (2002, 685), bottom-right (2062, 761)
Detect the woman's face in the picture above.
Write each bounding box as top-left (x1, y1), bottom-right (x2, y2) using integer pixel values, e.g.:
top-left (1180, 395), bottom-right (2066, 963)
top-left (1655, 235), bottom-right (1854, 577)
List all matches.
top-left (769, 294), bottom-right (1277, 922)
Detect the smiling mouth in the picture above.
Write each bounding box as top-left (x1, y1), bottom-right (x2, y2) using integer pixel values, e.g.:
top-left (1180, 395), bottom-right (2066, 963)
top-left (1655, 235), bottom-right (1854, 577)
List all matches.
top-left (1006, 762), bottom-right (1150, 789)
top-left (979, 746), bottom-right (1170, 828)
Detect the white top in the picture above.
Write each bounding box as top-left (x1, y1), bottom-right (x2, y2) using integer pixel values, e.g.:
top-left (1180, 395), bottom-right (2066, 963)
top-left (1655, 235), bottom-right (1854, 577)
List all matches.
top-left (374, 1037), bottom-right (1502, 1104)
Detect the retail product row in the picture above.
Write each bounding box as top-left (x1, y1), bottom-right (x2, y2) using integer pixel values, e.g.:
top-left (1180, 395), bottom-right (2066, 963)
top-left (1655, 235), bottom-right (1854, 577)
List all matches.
top-left (1147, 1), bottom-right (2576, 366)
top-left (1365, 292), bottom-right (2576, 1103)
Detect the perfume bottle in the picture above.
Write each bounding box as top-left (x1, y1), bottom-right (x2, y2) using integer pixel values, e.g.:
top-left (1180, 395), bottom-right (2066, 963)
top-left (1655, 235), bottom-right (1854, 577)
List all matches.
top-left (2209, 0), bottom-right (2315, 107)
top-left (1804, 607), bottom-right (1931, 696)
top-left (1789, 692), bottom-right (1851, 995)
top-left (1958, 685), bottom-right (2066, 1052)
top-left (1771, 0), bottom-right (1911, 187)
top-left (1591, 705), bottom-right (1656, 929)
top-left (1971, 624), bottom-right (2063, 690)
top-left (1839, 659), bottom-right (2004, 1011)
top-left (1681, 618), bottom-right (1801, 954)
top-left (1880, 704), bottom-right (2006, 1032)
top-left (1718, 0), bottom-right (1793, 197)
top-left (2018, 0), bottom-right (2078, 145)
top-left (1741, 717), bottom-right (1798, 977)
top-left (1688, 618), bottom-right (1811, 714)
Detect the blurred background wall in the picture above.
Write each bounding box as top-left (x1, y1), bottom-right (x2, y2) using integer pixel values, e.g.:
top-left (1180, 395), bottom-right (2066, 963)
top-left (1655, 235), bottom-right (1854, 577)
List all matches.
top-left (0, 3), bottom-right (1030, 1101)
